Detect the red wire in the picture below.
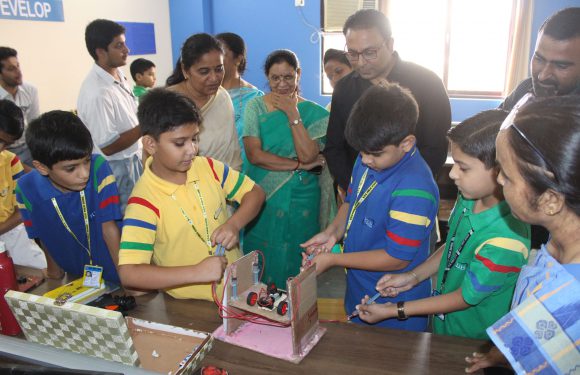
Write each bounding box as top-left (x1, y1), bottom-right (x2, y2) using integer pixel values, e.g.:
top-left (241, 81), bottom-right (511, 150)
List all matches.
top-left (211, 250), bottom-right (303, 327)
top-left (209, 251), bottom-right (284, 325)
top-left (211, 254), bottom-right (346, 326)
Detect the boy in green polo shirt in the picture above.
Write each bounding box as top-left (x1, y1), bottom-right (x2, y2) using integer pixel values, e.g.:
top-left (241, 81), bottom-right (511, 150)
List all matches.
top-left (130, 58), bottom-right (156, 101)
top-left (356, 109), bottom-right (530, 339)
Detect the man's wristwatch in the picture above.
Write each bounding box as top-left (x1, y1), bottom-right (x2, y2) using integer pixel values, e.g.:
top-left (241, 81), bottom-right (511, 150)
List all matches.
top-left (397, 301), bottom-right (408, 320)
top-left (290, 118), bottom-right (302, 127)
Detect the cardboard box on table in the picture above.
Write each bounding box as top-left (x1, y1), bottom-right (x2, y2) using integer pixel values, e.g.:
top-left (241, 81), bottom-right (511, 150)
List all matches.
top-left (5, 290), bottom-right (213, 374)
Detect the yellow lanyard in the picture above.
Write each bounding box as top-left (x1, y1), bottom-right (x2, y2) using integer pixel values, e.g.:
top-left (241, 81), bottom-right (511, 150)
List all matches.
top-left (51, 190), bottom-right (92, 264)
top-left (171, 181), bottom-right (213, 255)
top-left (344, 168), bottom-right (378, 241)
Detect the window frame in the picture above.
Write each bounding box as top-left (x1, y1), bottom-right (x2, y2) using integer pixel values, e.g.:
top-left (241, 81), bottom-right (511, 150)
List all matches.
top-left (321, 0), bottom-right (518, 99)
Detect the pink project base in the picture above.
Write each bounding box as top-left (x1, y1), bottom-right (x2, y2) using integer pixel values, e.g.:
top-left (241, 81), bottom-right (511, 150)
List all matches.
top-left (213, 323), bottom-right (326, 364)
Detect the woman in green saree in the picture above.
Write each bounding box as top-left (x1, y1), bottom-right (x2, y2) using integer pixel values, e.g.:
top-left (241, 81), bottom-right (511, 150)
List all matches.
top-left (242, 49), bottom-right (330, 288)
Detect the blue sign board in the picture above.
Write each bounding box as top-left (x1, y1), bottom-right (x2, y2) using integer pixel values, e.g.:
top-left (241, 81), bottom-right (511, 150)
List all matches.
top-left (118, 21), bottom-right (157, 55)
top-left (0, 0), bottom-right (64, 22)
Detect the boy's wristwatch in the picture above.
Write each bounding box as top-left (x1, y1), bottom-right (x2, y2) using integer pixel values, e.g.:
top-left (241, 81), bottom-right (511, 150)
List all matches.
top-left (397, 301), bottom-right (408, 320)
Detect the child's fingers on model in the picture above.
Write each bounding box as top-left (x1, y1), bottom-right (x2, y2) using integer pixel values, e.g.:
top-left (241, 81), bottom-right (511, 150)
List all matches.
top-left (301, 232), bottom-right (326, 245)
top-left (464, 352), bottom-right (487, 373)
top-left (356, 305), bottom-right (376, 322)
top-left (221, 234), bottom-right (237, 250)
top-left (360, 294), bottom-right (371, 305)
top-left (377, 287), bottom-right (397, 297)
top-left (300, 252), bottom-right (309, 267)
top-left (375, 274), bottom-right (395, 290)
top-left (299, 238), bottom-right (318, 250)
top-left (387, 287), bottom-right (401, 297)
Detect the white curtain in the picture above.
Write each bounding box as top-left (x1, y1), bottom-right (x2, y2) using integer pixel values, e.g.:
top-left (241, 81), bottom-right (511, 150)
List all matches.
top-left (504, 0), bottom-right (534, 96)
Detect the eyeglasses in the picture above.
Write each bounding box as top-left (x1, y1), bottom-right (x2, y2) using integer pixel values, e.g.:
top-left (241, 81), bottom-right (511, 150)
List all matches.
top-left (268, 74), bottom-right (296, 84)
top-left (344, 42), bottom-right (386, 62)
top-left (500, 93), bottom-right (558, 182)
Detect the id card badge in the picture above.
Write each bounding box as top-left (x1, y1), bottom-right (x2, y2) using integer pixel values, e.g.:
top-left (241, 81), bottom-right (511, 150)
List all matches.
top-left (431, 289), bottom-right (445, 320)
top-left (83, 264), bottom-right (103, 288)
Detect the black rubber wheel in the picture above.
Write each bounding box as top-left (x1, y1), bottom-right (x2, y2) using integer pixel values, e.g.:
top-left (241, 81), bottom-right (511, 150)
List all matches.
top-left (247, 292), bottom-right (258, 306)
top-left (277, 301), bottom-right (288, 316)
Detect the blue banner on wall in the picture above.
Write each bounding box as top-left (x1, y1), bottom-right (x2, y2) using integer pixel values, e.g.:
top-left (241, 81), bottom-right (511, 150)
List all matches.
top-left (118, 21), bottom-right (156, 55)
top-left (0, 0), bottom-right (64, 22)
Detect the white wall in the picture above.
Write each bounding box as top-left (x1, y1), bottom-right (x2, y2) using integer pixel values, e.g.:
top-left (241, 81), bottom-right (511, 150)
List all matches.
top-left (0, 0), bottom-right (173, 113)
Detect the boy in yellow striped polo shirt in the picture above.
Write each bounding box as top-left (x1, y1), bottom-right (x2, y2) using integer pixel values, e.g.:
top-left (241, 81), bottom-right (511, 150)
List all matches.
top-left (118, 89), bottom-right (264, 300)
top-left (0, 99), bottom-right (46, 270)
top-left (357, 109), bottom-right (530, 339)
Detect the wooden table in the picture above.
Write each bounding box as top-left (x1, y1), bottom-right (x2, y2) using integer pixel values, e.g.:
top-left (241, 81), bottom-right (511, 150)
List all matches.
top-left (2, 274), bottom-right (489, 374)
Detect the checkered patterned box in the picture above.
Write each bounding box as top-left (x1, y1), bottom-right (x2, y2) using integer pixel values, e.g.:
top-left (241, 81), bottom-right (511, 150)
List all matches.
top-left (5, 290), bottom-right (213, 374)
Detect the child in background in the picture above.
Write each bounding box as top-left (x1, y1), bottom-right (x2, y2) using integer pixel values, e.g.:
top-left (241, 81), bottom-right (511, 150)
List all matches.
top-left (130, 58), bottom-right (156, 101)
top-left (302, 84), bottom-right (439, 332)
top-left (357, 110), bottom-right (530, 339)
top-left (118, 89), bottom-right (264, 301)
top-left (0, 99), bottom-right (46, 270)
top-left (15, 111), bottom-right (122, 282)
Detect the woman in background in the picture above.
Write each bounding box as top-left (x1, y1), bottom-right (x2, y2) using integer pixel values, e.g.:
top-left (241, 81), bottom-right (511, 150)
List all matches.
top-left (323, 48), bottom-right (352, 90)
top-left (216, 32), bottom-right (263, 171)
top-left (466, 96), bottom-right (580, 374)
top-left (166, 33), bottom-right (242, 171)
top-left (323, 49), bottom-right (353, 205)
top-left (242, 49), bottom-right (329, 288)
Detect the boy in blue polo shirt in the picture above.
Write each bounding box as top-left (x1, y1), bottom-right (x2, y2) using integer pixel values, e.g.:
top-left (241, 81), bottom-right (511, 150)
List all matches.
top-left (15, 111), bottom-right (122, 283)
top-left (302, 84), bottom-right (438, 331)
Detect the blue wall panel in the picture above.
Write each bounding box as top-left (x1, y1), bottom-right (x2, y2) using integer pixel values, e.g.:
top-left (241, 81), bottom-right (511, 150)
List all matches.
top-left (168, 0), bottom-right (580, 121)
top-left (118, 22), bottom-right (156, 55)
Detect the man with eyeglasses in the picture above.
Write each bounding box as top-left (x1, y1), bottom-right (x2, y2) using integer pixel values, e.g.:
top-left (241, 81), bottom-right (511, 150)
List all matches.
top-left (324, 9), bottom-right (451, 196)
top-left (499, 7), bottom-right (580, 248)
top-left (0, 47), bottom-right (39, 168)
top-left (500, 7), bottom-right (580, 111)
top-left (77, 19), bottom-right (143, 213)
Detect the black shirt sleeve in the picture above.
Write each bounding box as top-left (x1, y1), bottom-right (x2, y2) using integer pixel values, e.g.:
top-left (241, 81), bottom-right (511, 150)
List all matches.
top-left (499, 78), bottom-right (533, 111)
top-left (323, 76), bottom-right (363, 191)
top-left (391, 60), bottom-right (451, 178)
top-left (412, 73), bottom-right (451, 178)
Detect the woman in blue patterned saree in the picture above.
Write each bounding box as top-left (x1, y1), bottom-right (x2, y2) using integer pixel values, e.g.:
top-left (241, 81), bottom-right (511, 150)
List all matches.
top-left (242, 49), bottom-right (330, 288)
top-left (216, 32), bottom-right (263, 171)
top-left (466, 96), bottom-right (580, 374)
